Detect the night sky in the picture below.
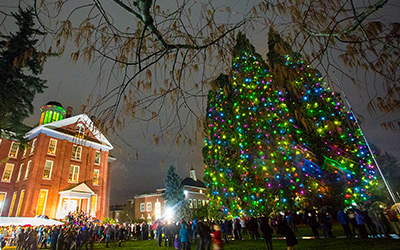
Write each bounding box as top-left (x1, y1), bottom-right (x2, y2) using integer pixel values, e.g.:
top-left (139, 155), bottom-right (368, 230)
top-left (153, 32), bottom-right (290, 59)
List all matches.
top-left (1, 1), bottom-right (399, 205)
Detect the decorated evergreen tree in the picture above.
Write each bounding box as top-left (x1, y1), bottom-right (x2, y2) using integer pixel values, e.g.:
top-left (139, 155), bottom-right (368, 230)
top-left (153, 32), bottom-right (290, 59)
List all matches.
top-left (203, 32), bottom-right (380, 218)
top-left (0, 8), bottom-right (48, 138)
top-left (204, 33), bottom-right (308, 218)
top-left (163, 165), bottom-right (190, 220)
top-left (267, 29), bottom-right (380, 207)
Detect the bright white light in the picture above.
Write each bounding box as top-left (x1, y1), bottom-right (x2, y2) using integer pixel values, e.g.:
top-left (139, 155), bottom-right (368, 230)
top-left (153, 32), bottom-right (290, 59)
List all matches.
top-left (184, 190), bottom-right (188, 195)
top-left (165, 207), bottom-right (173, 219)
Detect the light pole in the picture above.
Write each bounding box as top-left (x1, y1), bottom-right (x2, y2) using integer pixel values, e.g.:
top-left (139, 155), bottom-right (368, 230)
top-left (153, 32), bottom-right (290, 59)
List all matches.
top-left (332, 77), bottom-right (399, 208)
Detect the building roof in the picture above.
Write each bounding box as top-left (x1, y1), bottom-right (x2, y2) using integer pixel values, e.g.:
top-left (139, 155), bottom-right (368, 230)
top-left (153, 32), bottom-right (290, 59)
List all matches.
top-left (181, 177), bottom-right (206, 188)
top-left (25, 113), bottom-right (113, 151)
top-left (134, 193), bottom-right (162, 199)
top-left (59, 182), bottom-right (94, 194)
top-left (45, 101), bottom-right (63, 107)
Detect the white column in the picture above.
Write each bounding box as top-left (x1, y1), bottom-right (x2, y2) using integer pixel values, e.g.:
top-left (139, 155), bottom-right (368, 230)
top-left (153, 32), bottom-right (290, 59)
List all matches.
top-left (87, 197), bottom-right (90, 213)
top-left (56, 194), bottom-right (63, 219)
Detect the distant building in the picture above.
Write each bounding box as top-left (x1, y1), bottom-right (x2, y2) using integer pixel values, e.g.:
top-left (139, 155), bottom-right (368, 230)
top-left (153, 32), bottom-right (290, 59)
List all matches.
top-left (133, 167), bottom-right (207, 221)
top-left (109, 204), bottom-right (124, 222)
top-left (0, 102), bottom-right (114, 220)
top-left (109, 199), bottom-right (134, 222)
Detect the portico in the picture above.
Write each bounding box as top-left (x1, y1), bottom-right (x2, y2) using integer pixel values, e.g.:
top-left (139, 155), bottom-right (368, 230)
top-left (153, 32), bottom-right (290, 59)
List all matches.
top-left (56, 182), bottom-right (97, 219)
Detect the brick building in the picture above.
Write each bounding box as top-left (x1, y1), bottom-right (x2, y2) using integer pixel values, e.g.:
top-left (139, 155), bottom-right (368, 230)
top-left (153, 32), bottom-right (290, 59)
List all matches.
top-left (133, 168), bottom-right (207, 221)
top-left (0, 102), bottom-right (114, 220)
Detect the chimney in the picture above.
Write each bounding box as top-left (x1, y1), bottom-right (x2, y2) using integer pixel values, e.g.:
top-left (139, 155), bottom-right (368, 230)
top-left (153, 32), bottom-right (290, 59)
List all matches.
top-left (91, 116), bottom-right (97, 123)
top-left (66, 106), bottom-right (73, 118)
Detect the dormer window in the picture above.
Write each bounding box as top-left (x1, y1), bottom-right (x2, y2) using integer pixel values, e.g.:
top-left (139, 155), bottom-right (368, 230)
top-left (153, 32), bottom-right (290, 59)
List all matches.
top-left (75, 124), bottom-right (85, 138)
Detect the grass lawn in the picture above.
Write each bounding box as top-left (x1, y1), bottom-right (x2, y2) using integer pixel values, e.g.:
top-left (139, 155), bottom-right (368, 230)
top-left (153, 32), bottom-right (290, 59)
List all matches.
top-left (62, 237), bottom-right (398, 250)
top-left (4, 224), bottom-right (399, 250)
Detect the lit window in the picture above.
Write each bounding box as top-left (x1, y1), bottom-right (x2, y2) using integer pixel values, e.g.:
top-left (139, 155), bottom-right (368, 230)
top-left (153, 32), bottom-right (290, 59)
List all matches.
top-left (0, 139), bottom-right (2, 146)
top-left (16, 189), bottom-right (25, 217)
top-left (24, 161), bottom-right (32, 180)
top-left (0, 192), bottom-right (6, 215)
top-left (140, 203), bottom-right (145, 212)
top-left (8, 142), bottom-right (19, 158)
top-left (199, 189), bottom-right (203, 194)
top-left (189, 199), bottom-right (193, 208)
top-left (17, 164), bottom-right (24, 182)
top-left (2, 163), bottom-right (14, 182)
top-left (23, 147), bottom-right (27, 157)
top-left (48, 139), bottom-right (57, 155)
top-left (194, 199), bottom-right (197, 208)
top-left (93, 169), bottom-right (100, 186)
top-left (68, 165), bottom-right (79, 183)
top-left (90, 195), bottom-right (97, 217)
top-left (155, 200), bottom-right (161, 220)
top-left (43, 160), bottom-right (53, 179)
top-left (95, 151), bottom-right (101, 165)
top-left (202, 200), bottom-right (205, 206)
top-left (35, 189), bottom-right (48, 216)
top-left (30, 139), bottom-right (37, 154)
top-left (147, 202), bottom-right (152, 211)
top-left (71, 145), bottom-right (82, 160)
top-left (198, 199), bottom-right (202, 208)
top-left (9, 192), bottom-right (17, 216)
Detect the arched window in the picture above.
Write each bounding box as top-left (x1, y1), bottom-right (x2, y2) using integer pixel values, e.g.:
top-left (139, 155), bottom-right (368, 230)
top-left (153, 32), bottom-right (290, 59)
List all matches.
top-left (155, 200), bottom-right (161, 220)
top-left (75, 124), bottom-right (85, 138)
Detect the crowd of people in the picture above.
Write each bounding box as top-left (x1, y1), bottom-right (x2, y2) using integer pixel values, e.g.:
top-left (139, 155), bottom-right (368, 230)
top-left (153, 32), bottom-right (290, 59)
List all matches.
top-left (0, 206), bottom-right (398, 250)
top-left (0, 212), bottom-right (130, 250)
top-left (152, 215), bottom-right (298, 250)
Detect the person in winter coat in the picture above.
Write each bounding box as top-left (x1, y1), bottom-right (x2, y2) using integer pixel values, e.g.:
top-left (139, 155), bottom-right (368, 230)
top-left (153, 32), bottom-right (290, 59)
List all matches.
top-left (26, 228), bottom-right (38, 250)
top-left (105, 225), bottom-right (112, 248)
top-left (56, 230), bottom-right (65, 250)
top-left (49, 227), bottom-right (59, 250)
top-left (277, 218), bottom-right (298, 250)
top-left (117, 226), bottom-right (124, 247)
top-left (203, 224), bottom-right (211, 250)
top-left (174, 234), bottom-right (182, 250)
top-left (354, 210), bottom-right (368, 238)
top-left (220, 221), bottom-right (228, 243)
top-left (211, 224), bottom-right (224, 250)
top-left (368, 207), bottom-right (385, 236)
top-left (157, 223), bottom-right (163, 247)
top-left (337, 210), bottom-right (352, 238)
top-left (16, 229), bottom-right (26, 250)
top-left (179, 224), bottom-right (189, 250)
top-left (192, 219), bottom-right (204, 250)
top-left (260, 216), bottom-right (273, 250)
top-left (84, 226), bottom-right (94, 250)
top-left (307, 211), bottom-right (319, 238)
top-left (385, 206), bottom-right (400, 235)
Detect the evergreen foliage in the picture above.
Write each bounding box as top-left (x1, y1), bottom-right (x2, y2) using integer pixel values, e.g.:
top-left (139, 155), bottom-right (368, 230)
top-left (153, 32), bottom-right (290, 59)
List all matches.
top-left (162, 165), bottom-right (190, 220)
top-left (370, 144), bottom-right (399, 201)
top-left (0, 8), bottom-right (48, 138)
top-left (203, 31), bottom-right (381, 218)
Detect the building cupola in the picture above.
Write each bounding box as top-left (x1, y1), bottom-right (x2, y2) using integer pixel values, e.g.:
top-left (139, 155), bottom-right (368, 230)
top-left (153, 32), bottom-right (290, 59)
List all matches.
top-left (39, 101), bottom-right (66, 125)
top-left (190, 166), bottom-right (197, 181)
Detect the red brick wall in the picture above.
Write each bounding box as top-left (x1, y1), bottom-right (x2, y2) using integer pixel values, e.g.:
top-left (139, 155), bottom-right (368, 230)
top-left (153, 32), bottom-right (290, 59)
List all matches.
top-left (134, 194), bottom-right (164, 221)
top-left (0, 132), bottom-right (111, 220)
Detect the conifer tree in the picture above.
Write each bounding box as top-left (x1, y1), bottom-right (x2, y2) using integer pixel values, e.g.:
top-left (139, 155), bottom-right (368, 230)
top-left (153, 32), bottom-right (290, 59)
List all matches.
top-left (203, 32), bottom-right (380, 218)
top-left (0, 8), bottom-right (47, 137)
top-left (163, 165), bottom-right (190, 220)
top-left (204, 33), bottom-right (307, 218)
top-left (267, 29), bottom-right (380, 207)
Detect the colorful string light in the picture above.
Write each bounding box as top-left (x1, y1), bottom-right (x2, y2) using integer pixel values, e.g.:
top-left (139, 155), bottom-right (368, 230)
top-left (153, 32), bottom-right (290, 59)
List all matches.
top-left (203, 43), bottom-right (379, 219)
